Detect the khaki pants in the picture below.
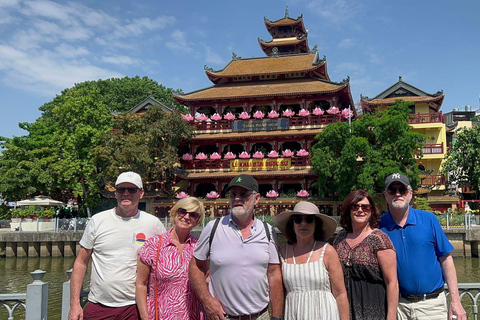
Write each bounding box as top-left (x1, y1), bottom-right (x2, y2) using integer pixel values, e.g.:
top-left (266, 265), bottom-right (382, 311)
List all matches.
top-left (225, 310), bottom-right (269, 320)
top-left (397, 291), bottom-right (448, 320)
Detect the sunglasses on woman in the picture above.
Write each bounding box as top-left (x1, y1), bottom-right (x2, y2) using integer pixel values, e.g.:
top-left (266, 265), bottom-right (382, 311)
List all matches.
top-left (351, 204), bottom-right (371, 211)
top-left (386, 185), bottom-right (408, 196)
top-left (291, 215), bottom-right (315, 224)
top-left (178, 208), bottom-right (200, 220)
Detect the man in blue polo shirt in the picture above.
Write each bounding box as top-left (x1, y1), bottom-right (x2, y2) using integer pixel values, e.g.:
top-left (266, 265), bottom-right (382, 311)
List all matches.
top-left (379, 173), bottom-right (465, 320)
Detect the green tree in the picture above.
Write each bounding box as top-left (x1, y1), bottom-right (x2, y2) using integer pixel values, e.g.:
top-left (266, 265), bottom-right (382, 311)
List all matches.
top-left (0, 76), bottom-right (183, 216)
top-left (311, 100), bottom-right (425, 199)
top-left (442, 125), bottom-right (480, 197)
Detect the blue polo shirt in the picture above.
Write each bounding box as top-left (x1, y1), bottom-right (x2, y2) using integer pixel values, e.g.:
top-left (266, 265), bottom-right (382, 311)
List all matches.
top-left (380, 207), bottom-right (453, 295)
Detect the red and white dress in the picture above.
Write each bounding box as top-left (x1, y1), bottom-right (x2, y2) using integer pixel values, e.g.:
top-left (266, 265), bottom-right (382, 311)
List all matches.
top-left (138, 228), bottom-right (206, 320)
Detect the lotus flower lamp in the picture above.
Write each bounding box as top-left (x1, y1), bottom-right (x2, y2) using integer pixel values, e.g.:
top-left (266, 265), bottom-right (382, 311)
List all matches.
top-left (224, 112), bottom-right (236, 121)
top-left (267, 150), bottom-right (279, 158)
top-left (313, 107), bottom-right (324, 116)
top-left (282, 149), bottom-right (294, 157)
top-left (253, 110), bottom-right (265, 119)
top-left (268, 110), bottom-right (280, 118)
top-left (253, 151), bottom-right (264, 159)
top-left (206, 191), bottom-right (220, 199)
top-left (297, 190), bottom-right (309, 198)
top-left (195, 152), bottom-right (207, 160)
top-left (211, 113), bottom-right (222, 121)
top-left (239, 111), bottom-right (251, 119)
top-left (182, 114), bottom-right (194, 121)
top-left (342, 108), bottom-right (353, 119)
top-left (224, 152), bottom-right (236, 159)
top-left (297, 149), bottom-right (309, 157)
top-left (210, 152), bottom-right (221, 160)
top-left (176, 191), bottom-right (189, 199)
top-left (327, 106), bottom-right (339, 114)
top-left (266, 190), bottom-right (279, 198)
top-left (282, 109), bottom-right (295, 117)
top-left (196, 113), bottom-right (209, 121)
top-left (239, 151), bottom-right (251, 159)
top-left (299, 108), bottom-right (310, 117)
top-left (182, 153), bottom-right (193, 161)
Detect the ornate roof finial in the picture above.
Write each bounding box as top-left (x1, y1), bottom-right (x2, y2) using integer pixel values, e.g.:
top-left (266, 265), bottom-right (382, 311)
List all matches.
top-left (399, 76), bottom-right (403, 82)
top-left (232, 52), bottom-right (241, 61)
top-left (309, 44), bottom-right (318, 54)
top-left (285, 4), bottom-right (289, 18)
top-left (271, 47), bottom-right (279, 58)
top-left (204, 65), bottom-right (213, 72)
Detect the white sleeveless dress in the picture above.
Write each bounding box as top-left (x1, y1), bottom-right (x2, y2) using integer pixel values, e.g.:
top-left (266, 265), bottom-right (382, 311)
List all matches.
top-left (281, 242), bottom-right (340, 320)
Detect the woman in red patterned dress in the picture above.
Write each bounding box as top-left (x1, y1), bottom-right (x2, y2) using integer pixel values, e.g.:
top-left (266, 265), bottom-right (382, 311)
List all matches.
top-left (136, 197), bottom-right (206, 320)
top-left (333, 190), bottom-right (398, 320)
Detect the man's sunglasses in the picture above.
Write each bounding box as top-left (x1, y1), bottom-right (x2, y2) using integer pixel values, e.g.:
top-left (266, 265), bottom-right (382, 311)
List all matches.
top-left (115, 187), bottom-right (139, 194)
top-left (351, 204), bottom-right (371, 211)
top-left (291, 215), bottom-right (315, 224)
top-left (178, 208), bottom-right (200, 220)
top-left (386, 185), bottom-right (408, 196)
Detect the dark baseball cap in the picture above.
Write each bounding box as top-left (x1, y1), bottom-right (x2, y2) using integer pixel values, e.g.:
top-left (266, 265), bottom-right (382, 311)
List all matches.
top-left (384, 173), bottom-right (411, 190)
top-left (226, 174), bottom-right (259, 193)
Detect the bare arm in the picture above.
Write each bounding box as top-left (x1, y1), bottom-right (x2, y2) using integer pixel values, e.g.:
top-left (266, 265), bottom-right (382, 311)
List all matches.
top-left (377, 249), bottom-right (398, 320)
top-left (267, 263), bottom-right (284, 318)
top-left (69, 246), bottom-right (92, 320)
top-left (135, 256), bottom-right (152, 320)
top-left (189, 257), bottom-right (225, 320)
top-left (324, 245), bottom-right (349, 320)
top-left (440, 254), bottom-right (466, 320)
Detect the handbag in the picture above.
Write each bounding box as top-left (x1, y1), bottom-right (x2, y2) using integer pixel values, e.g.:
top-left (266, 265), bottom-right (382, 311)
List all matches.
top-left (153, 235), bottom-right (162, 320)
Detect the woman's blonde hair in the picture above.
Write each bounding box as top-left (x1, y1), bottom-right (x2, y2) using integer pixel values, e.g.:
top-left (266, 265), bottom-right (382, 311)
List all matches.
top-left (169, 197), bottom-right (205, 227)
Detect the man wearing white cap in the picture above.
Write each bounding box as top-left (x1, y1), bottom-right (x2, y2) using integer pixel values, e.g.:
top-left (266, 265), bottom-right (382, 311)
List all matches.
top-left (69, 172), bottom-right (166, 320)
top-left (380, 173), bottom-right (466, 320)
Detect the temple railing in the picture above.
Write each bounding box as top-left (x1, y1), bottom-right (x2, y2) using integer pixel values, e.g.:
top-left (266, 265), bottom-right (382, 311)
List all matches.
top-left (408, 112), bottom-right (445, 124)
top-left (420, 174), bottom-right (446, 186)
top-left (183, 157), bottom-right (311, 170)
top-left (422, 143), bottom-right (444, 154)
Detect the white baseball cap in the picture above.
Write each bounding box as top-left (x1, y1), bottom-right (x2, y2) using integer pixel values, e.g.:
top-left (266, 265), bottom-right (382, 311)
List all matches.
top-left (115, 171), bottom-right (143, 189)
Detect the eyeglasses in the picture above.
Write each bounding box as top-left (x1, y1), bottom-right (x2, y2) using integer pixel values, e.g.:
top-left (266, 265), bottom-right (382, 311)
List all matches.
top-left (291, 215), bottom-right (315, 224)
top-left (178, 208), bottom-right (200, 220)
top-left (229, 191), bottom-right (256, 200)
top-left (386, 185), bottom-right (408, 196)
top-left (351, 204), bottom-right (371, 211)
top-left (115, 187), bottom-right (139, 194)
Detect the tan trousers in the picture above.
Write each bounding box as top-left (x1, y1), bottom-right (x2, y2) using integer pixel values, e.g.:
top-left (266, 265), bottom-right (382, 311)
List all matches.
top-left (397, 291), bottom-right (448, 320)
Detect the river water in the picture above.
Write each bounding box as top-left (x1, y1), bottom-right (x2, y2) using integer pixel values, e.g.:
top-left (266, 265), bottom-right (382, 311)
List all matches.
top-left (1, 256), bottom-right (480, 319)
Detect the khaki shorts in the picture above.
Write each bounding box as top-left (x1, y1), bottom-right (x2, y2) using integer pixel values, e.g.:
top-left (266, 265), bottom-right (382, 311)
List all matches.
top-left (397, 291), bottom-right (448, 320)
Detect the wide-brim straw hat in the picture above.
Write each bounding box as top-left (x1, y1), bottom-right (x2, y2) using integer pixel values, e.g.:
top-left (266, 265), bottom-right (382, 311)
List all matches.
top-left (273, 201), bottom-right (337, 240)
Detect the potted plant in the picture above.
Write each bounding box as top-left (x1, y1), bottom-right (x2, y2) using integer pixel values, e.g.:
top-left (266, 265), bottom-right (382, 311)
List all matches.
top-left (10, 208), bottom-right (26, 222)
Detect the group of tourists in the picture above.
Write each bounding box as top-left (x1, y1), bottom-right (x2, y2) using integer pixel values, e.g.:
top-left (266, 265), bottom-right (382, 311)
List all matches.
top-left (68, 171), bottom-right (466, 320)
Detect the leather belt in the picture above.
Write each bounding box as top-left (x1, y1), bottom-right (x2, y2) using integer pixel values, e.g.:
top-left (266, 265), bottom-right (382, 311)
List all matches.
top-left (401, 287), bottom-right (444, 302)
top-left (226, 306), bottom-right (269, 320)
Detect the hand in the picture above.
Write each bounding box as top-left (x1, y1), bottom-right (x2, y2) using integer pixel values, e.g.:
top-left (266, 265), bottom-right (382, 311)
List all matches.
top-left (450, 301), bottom-right (466, 320)
top-left (68, 304), bottom-right (84, 320)
top-left (204, 296), bottom-right (226, 320)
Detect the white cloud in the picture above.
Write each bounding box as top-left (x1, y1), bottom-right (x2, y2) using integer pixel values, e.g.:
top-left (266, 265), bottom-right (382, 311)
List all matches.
top-left (307, 0), bottom-right (361, 24)
top-left (334, 62), bottom-right (366, 75)
top-left (55, 43), bottom-right (89, 59)
top-left (338, 38), bottom-right (355, 49)
top-left (165, 29), bottom-right (192, 52)
top-left (204, 45), bottom-right (225, 65)
top-left (102, 55), bottom-right (141, 66)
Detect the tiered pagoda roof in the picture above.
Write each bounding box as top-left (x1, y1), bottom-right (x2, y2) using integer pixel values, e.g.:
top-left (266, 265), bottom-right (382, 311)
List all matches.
top-left (362, 76), bottom-right (444, 110)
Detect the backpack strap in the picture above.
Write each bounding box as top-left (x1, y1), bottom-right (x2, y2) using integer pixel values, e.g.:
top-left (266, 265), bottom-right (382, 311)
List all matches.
top-left (263, 221), bottom-right (271, 242)
top-left (208, 218), bottom-right (221, 257)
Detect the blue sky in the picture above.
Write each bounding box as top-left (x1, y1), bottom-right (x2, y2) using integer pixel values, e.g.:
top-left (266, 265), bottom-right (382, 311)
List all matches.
top-left (1, 0), bottom-right (479, 139)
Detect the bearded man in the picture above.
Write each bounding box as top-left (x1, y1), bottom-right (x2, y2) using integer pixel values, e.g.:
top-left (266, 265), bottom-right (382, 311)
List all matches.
top-left (189, 174), bottom-right (284, 320)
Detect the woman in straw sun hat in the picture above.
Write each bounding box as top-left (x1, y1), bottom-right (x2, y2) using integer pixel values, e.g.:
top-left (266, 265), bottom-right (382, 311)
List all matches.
top-left (274, 201), bottom-right (349, 320)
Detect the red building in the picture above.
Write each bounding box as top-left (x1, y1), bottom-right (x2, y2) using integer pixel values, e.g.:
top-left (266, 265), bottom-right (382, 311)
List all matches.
top-left (170, 11), bottom-right (354, 215)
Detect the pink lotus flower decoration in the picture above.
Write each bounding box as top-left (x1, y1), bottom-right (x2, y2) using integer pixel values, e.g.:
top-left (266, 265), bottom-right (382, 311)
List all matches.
top-left (282, 109), bottom-right (295, 117)
top-left (239, 151), bottom-right (251, 159)
top-left (268, 110), bottom-right (280, 118)
top-left (206, 191), bottom-right (220, 199)
top-left (267, 150), bottom-right (279, 158)
top-left (176, 191), bottom-right (189, 199)
top-left (327, 106), bottom-right (340, 114)
top-left (253, 110), bottom-right (265, 119)
top-left (211, 113), bottom-right (222, 121)
top-left (313, 107), bottom-right (324, 115)
top-left (282, 149), bottom-right (294, 157)
top-left (297, 190), bottom-right (310, 198)
top-left (266, 190), bottom-right (279, 198)
top-left (342, 108), bottom-right (354, 119)
top-left (182, 114), bottom-right (194, 121)
top-left (253, 151), bottom-right (264, 159)
top-left (195, 152), bottom-right (207, 160)
top-left (299, 108), bottom-right (310, 117)
top-left (297, 149), bottom-right (309, 157)
top-left (239, 111), bottom-right (250, 120)
top-left (224, 112), bottom-right (236, 120)
top-left (182, 153), bottom-right (193, 161)
top-left (210, 152), bottom-right (221, 160)
top-left (196, 113), bottom-right (209, 121)
top-left (224, 152), bottom-right (236, 159)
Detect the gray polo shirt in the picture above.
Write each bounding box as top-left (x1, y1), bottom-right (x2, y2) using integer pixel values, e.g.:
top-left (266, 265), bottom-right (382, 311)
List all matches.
top-left (193, 214), bottom-right (280, 316)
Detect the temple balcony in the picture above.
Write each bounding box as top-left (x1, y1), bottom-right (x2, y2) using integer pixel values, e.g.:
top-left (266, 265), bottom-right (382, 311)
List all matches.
top-left (408, 112), bottom-right (445, 124)
top-left (422, 143), bottom-right (444, 154)
top-left (183, 156), bottom-right (311, 171)
top-left (420, 174), bottom-right (446, 186)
